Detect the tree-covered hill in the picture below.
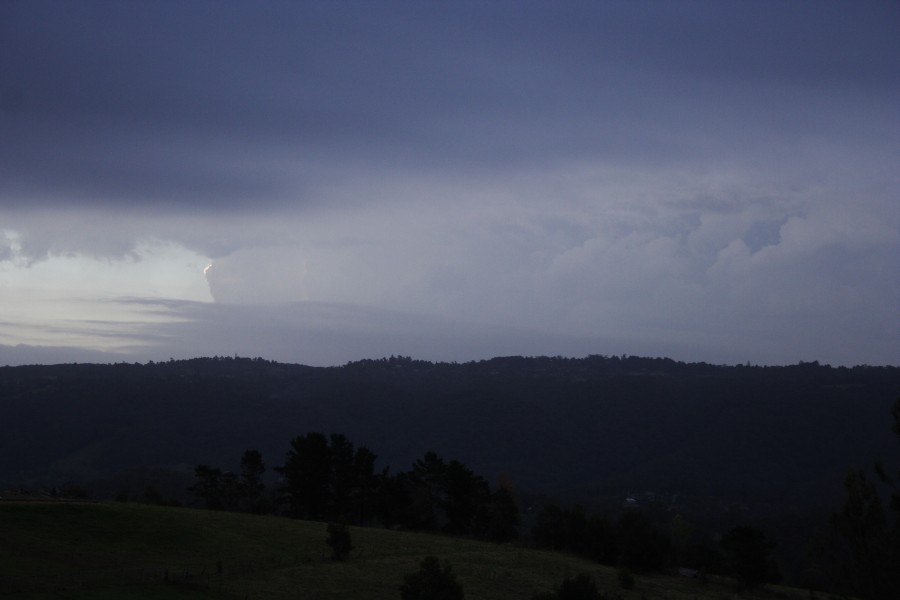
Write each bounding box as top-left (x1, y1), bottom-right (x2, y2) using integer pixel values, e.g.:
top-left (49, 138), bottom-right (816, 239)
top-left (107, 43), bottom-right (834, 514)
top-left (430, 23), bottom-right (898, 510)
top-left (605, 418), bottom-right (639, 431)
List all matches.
top-left (1, 355), bottom-right (896, 512)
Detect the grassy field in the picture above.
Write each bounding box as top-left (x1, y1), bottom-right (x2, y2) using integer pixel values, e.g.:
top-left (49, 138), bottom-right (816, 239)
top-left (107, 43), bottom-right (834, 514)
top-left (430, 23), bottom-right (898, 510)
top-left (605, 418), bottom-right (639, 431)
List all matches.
top-left (0, 501), bottom-right (812, 599)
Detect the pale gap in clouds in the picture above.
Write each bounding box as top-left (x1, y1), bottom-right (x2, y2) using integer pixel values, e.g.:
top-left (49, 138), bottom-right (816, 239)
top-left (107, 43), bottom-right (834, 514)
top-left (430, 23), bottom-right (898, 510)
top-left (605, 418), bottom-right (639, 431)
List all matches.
top-left (1, 235), bottom-right (211, 352)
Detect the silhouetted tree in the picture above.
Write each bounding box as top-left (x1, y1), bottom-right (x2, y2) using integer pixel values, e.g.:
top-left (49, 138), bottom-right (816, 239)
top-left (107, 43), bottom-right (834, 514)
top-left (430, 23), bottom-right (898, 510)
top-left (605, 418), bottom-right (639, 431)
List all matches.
top-left (406, 451), bottom-right (499, 536)
top-left (440, 459), bottom-right (491, 535)
top-left (682, 541), bottom-right (725, 574)
top-left (585, 514), bottom-right (617, 565)
top-left (400, 556), bottom-right (464, 600)
top-left (190, 464), bottom-right (222, 509)
top-left (190, 464), bottom-right (238, 510)
top-left (408, 451), bottom-right (446, 530)
top-left (532, 504), bottom-right (568, 550)
top-left (668, 513), bottom-right (695, 567)
top-left (329, 434), bottom-right (357, 519)
top-left (531, 504), bottom-right (615, 563)
top-left (239, 449), bottom-right (266, 513)
top-left (277, 432), bottom-right (378, 523)
top-left (616, 510), bottom-right (669, 572)
top-left (562, 504), bottom-right (592, 555)
top-left (477, 485), bottom-right (520, 542)
top-left (825, 397), bottom-right (900, 598)
top-left (278, 432), bottom-right (333, 519)
top-left (350, 445), bottom-right (379, 524)
top-left (143, 486), bottom-right (163, 505)
top-left (376, 470), bottom-right (415, 529)
top-left (719, 526), bottom-right (777, 588)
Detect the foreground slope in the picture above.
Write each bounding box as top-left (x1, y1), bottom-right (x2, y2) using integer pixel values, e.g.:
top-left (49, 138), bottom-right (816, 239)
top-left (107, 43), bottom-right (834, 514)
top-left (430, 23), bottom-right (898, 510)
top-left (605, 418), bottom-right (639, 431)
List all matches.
top-left (0, 501), bottom-right (810, 600)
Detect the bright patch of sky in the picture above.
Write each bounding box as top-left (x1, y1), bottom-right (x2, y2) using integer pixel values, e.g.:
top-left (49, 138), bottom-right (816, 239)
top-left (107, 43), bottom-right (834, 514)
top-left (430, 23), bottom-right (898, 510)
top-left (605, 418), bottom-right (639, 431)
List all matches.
top-left (1, 234), bottom-right (211, 352)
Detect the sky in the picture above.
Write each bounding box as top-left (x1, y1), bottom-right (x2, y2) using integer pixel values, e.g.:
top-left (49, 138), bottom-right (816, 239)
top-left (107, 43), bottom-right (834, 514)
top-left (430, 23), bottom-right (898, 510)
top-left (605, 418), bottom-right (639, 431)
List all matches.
top-left (1, 0), bottom-right (898, 367)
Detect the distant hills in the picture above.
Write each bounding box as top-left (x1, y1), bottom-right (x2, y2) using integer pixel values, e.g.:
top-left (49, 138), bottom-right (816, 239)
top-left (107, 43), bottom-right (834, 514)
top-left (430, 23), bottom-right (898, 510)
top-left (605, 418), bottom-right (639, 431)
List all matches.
top-left (1, 355), bottom-right (897, 512)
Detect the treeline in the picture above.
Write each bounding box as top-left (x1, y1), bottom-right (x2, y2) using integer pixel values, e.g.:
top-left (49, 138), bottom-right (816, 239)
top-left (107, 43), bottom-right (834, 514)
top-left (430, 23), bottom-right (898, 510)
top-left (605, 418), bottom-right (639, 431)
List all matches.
top-left (4, 355), bottom-right (897, 508)
top-left (189, 432), bottom-right (520, 543)
top-left (529, 503), bottom-right (779, 588)
top-left (189, 433), bottom-right (780, 587)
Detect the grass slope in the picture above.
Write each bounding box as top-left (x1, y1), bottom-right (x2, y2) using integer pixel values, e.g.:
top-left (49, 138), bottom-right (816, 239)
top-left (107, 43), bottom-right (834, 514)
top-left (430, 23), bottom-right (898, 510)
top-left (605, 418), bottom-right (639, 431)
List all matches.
top-left (1, 501), bottom-right (808, 599)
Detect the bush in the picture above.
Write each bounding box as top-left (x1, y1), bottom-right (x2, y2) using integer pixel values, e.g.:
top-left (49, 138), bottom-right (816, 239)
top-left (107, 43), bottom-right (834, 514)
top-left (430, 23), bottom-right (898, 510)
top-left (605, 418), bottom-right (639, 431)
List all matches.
top-left (533, 573), bottom-right (605, 600)
top-left (720, 526), bottom-right (777, 588)
top-left (557, 573), bottom-right (603, 600)
top-left (617, 567), bottom-right (634, 589)
top-left (400, 556), bottom-right (464, 600)
top-left (326, 521), bottom-right (354, 561)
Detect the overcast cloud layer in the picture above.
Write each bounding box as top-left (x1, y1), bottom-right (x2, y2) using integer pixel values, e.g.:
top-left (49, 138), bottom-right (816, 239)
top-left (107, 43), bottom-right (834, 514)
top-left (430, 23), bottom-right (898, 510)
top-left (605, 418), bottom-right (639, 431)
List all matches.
top-left (1, 1), bottom-right (898, 366)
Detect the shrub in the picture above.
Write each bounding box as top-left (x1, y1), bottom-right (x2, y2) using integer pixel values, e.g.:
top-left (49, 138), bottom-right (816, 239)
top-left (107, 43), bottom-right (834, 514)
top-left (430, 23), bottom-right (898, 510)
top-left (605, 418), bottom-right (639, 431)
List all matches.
top-left (326, 521), bottom-right (354, 561)
top-left (557, 573), bottom-right (603, 600)
top-left (400, 555), bottom-right (464, 600)
top-left (617, 567), bottom-right (634, 589)
top-left (720, 526), bottom-right (777, 588)
top-left (533, 573), bottom-right (605, 600)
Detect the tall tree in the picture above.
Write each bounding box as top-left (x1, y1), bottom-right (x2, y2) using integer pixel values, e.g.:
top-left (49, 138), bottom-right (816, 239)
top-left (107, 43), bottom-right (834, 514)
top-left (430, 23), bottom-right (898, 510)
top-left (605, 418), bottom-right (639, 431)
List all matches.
top-left (277, 432), bottom-right (378, 523)
top-left (532, 504), bottom-right (568, 550)
top-left (189, 464), bottom-right (238, 511)
top-left (350, 445), bottom-right (378, 525)
top-left (189, 464), bottom-right (224, 510)
top-left (478, 485), bottom-right (520, 543)
top-left (440, 459), bottom-right (490, 535)
top-left (409, 451), bottom-right (492, 535)
top-left (826, 397), bottom-right (900, 598)
top-left (719, 526), bottom-right (777, 588)
top-left (616, 510), bottom-right (670, 572)
top-left (408, 451), bottom-right (447, 530)
top-left (278, 432), bottom-right (332, 519)
top-left (239, 449), bottom-right (266, 513)
top-left (329, 433), bottom-right (357, 520)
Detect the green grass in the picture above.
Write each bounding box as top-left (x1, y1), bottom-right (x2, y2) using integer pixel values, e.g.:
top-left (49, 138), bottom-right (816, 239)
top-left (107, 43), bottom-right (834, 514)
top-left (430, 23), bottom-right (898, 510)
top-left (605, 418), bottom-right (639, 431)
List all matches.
top-left (1, 501), bottom-right (811, 599)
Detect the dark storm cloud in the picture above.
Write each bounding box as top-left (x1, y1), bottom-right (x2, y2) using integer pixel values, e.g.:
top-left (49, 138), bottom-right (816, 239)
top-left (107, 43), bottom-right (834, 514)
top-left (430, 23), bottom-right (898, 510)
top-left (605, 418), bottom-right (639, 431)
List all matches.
top-left (2, 1), bottom-right (897, 212)
top-left (2, 1), bottom-right (897, 367)
top-left (0, 119), bottom-right (286, 210)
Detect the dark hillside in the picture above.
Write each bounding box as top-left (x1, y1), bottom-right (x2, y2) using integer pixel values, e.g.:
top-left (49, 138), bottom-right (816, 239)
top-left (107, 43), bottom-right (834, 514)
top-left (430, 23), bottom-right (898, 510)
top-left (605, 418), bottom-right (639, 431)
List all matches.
top-left (0, 500), bottom-right (814, 599)
top-left (1, 356), bottom-right (896, 512)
